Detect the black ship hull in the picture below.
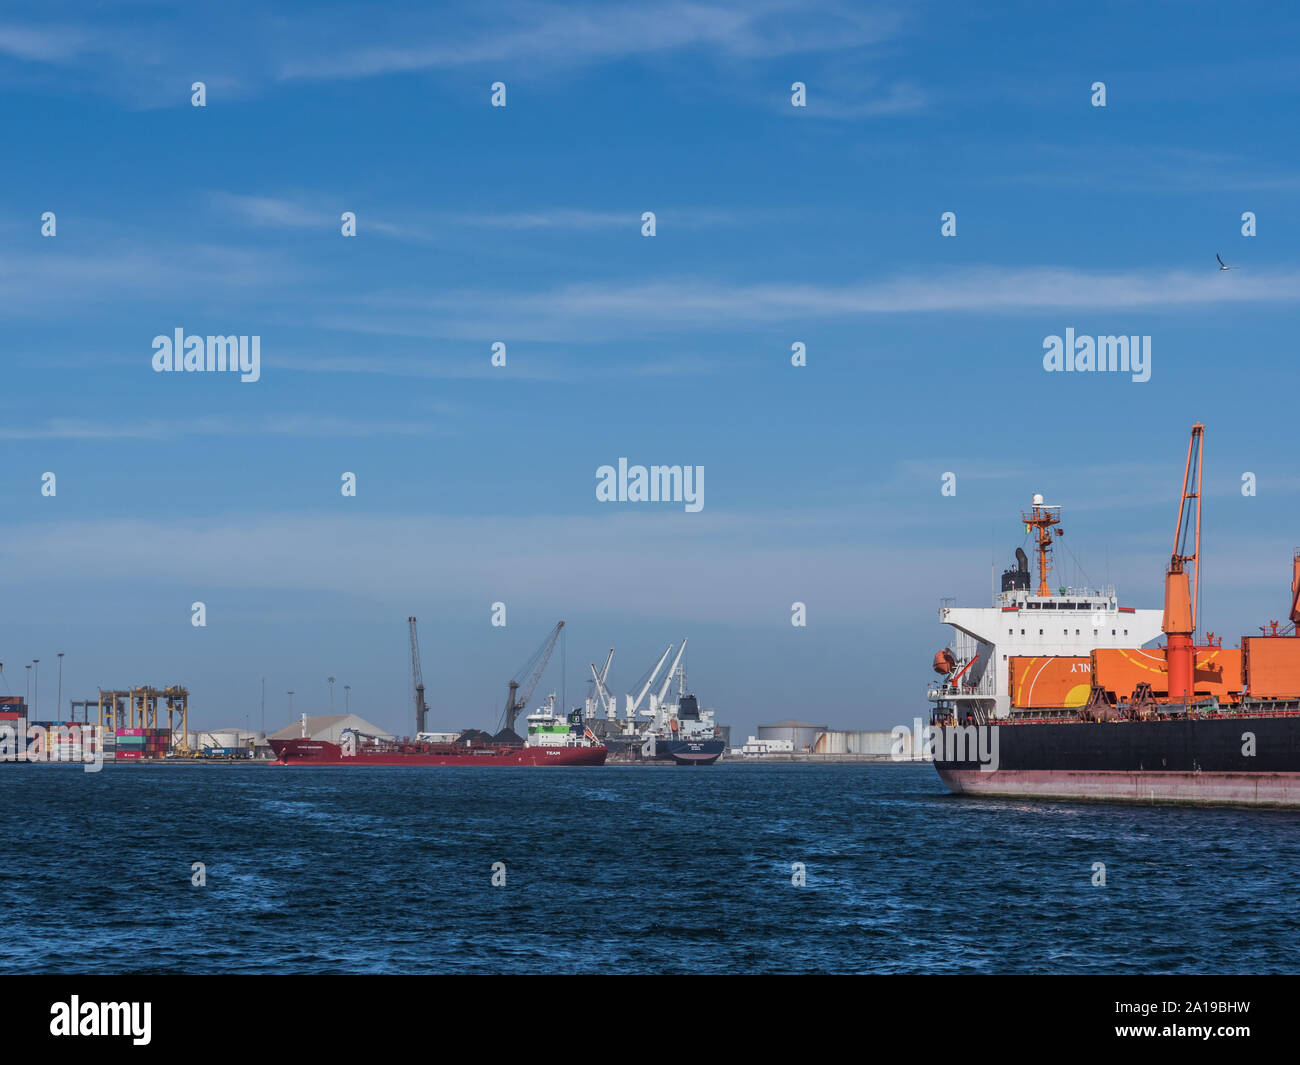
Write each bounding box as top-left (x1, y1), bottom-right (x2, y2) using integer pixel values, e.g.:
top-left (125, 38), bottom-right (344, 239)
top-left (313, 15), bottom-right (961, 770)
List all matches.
top-left (660, 739), bottom-right (724, 765)
top-left (932, 714), bottom-right (1300, 806)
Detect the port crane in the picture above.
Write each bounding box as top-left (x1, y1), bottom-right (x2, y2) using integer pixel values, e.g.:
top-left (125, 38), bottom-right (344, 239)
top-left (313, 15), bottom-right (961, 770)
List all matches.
top-left (1162, 423), bottom-right (1204, 703)
top-left (624, 644), bottom-right (673, 722)
top-left (646, 639), bottom-right (688, 725)
top-left (502, 621), bottom-right (565, 736)
top-left (587, 649), bottom-right (615, 719)
top-left (408, 616), bottom-right (429, 736)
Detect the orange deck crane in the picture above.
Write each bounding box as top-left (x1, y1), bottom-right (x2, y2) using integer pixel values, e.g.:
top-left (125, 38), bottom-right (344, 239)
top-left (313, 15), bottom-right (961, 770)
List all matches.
top-left (1163, 424), bottom-right (1204, 703)
top-left (1291, 550), bottom-right (1300, 630)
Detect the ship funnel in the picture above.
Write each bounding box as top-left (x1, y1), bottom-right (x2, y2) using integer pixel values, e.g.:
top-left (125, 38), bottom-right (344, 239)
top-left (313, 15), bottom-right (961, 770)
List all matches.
top-left (1015, 547), bottom-right (1029, 573)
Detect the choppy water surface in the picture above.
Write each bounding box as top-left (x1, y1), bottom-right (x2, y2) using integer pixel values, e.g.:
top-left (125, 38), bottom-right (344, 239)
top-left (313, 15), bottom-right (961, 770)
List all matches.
top-left (2, 763), bottom-right (1297, 973)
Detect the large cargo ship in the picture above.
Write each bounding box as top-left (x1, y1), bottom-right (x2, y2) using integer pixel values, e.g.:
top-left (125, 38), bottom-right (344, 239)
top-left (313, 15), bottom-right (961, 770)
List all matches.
top-left (585, 640), bottom-right (726, 764)
top-left (271, 696), bottom-right (607, 766)
top-left (928, 424), bottom-right (1300, 806)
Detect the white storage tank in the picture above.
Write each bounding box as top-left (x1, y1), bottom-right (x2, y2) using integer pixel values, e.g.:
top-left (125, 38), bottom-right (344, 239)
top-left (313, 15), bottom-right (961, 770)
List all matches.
top-left (757, 720), bottom-right (827, 752)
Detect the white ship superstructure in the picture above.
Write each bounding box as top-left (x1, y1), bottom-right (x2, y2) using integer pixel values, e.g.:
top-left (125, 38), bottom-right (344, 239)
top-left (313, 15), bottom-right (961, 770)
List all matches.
top-left (928, 495), bottom-right (1163, 722)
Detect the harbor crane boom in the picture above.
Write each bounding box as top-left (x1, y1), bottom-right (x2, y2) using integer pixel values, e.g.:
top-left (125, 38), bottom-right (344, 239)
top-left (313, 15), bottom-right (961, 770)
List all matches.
top-left (408, 616), bottom-right (429, 736)
top-left (626, 645), bottom-right (673, 719)
top-left (655, 639), bottom-right (688, 705)
top-left (1162, 424), bottom-right (1204, 703)
top-left (589, 649), bottom-right (615, 718)
top-left (503, 621), bottom-right (565, 735)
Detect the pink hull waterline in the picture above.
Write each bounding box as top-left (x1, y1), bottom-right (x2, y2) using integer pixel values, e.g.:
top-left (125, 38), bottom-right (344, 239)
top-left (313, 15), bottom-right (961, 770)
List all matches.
top-left (937, 768), bottom-right (1300, 807)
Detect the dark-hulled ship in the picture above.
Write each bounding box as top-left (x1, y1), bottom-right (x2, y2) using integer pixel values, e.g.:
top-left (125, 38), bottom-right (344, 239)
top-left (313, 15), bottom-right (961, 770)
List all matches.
top-left (584, 640), bottom-right (727, 764)
top-left (927, 424), bottom-right (1300, 807)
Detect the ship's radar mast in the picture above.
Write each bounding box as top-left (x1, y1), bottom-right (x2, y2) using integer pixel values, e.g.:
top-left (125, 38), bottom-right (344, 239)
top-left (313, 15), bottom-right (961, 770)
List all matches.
top-left (1021, 495), bottom-right (1063, 597)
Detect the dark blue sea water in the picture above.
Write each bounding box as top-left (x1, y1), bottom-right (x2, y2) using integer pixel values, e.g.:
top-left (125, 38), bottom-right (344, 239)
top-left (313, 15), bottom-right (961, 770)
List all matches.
top-left (2, 762), bottom-right (1298, 974)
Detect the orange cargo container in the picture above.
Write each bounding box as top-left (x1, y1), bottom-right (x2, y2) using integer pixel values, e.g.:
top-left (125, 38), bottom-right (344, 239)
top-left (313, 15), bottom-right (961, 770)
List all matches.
top-left (1243, 637), bottom-right (1300, 699)
top-left (1091, 646), bottom-right (1242, 700)
top-left (1009, 656), bottom-right (1093, 708)
top-left (1090, 647), bottom-right (1168, 699)
top-left (1193, 648), bottom-right (1242, 697)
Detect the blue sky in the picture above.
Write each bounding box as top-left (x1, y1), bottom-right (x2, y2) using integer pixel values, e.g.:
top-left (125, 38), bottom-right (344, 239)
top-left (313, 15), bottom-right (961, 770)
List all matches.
top-left (2, 1), bottom-right (1299, 739)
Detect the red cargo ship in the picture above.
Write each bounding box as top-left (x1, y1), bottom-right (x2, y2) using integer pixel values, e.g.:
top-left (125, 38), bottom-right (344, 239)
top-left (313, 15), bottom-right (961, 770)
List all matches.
top-left (270, 698), bottom-right (608, 766)
top-left (270, 736), bottom-right (607, 766)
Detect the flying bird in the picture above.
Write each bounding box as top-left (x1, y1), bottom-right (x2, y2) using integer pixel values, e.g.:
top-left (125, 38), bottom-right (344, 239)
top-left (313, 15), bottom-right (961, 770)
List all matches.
top-left (1216, 253), bottom-right (1232, 271)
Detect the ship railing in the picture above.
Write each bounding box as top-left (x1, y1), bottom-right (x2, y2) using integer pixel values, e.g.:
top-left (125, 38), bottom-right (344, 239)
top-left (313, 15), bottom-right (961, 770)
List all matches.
top-left (998, 705), bottom-right (1300, 724)
top-left (927, 677), bottom-right (995, 698)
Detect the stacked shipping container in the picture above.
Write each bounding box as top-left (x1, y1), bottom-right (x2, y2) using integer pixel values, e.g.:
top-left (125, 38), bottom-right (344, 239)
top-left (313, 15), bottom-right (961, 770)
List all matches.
top-left (0, 704), bottom-right (27, 763)
top-left (113, 728), bottom-right (171, 760)
top-left (27, 722), bottom-right (103, 762)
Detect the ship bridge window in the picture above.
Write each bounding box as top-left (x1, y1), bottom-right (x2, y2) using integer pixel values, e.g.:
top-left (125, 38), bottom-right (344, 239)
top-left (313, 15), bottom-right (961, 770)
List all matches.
top-left (1038, 629), bottom-right (1043, 636)
top-left (1008, 629), bottom-right (1013, 635)
top-left (1112, 629), bottom-right (1116, 636)
top-left (1075, 629), bottom-right (1080, 636)
top-left (1124, 629), bottom-right (1128, 636)
top-left (1063, 629), bottom-right (1068, 636)
top-left (1020, 629), bottom-right (1025, 636)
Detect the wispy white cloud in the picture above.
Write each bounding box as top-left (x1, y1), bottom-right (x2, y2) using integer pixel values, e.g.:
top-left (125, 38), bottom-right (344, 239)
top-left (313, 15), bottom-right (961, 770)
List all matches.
top-left (209, 192), bottom-right (741, 237)
top-left (0, 2), bottom-right (911, 109)
top-left (0, 414), bottom-right (438, 440)
top-left (802, 80), bottom-right (926, 118)
top-left (327, 265), bottom-right (1300, 341)
top-left (0, 243), bottom-right (314, 314)
top-left (277, 2), bottom-right (903, 82)
top-left (999, 144), bottom-right (1300, 194)
top-left (271, 350), bottom-right (724, 381)
top-left (0, 23), bottom-right (97, 63)
top-left (208, 192), bottom-right (333, 229)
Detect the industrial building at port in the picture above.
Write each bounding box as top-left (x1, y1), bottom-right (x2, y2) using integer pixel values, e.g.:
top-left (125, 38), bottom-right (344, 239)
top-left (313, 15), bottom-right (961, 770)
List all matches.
top-left (740, 721), bottom-right (914, 760)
